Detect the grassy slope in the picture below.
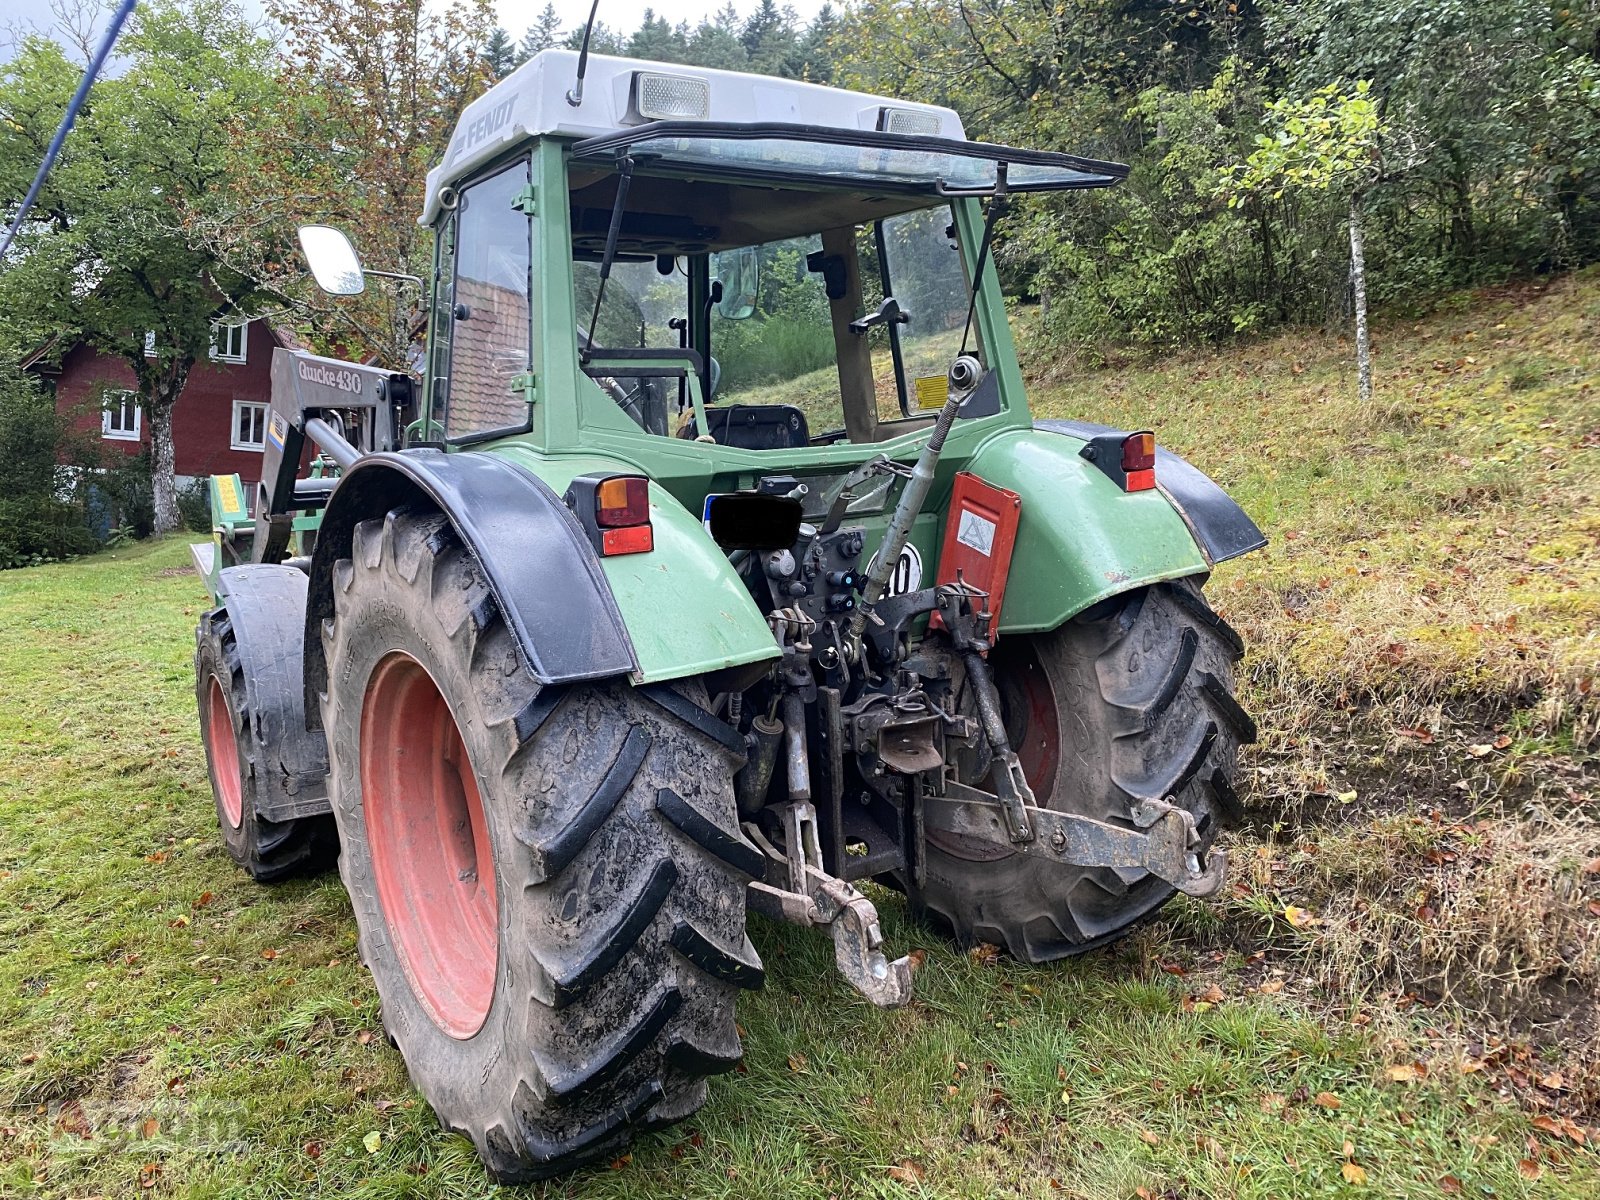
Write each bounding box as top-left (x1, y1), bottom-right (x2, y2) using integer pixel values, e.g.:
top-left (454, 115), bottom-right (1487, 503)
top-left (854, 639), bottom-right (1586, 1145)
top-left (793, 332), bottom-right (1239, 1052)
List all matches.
top-left (2, 278), bottom-right (1598, 1198)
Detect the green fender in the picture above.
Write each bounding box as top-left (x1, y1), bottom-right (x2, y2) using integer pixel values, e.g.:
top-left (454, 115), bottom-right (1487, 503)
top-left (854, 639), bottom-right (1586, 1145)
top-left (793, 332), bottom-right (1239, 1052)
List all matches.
top-left (488, 444), bottom-right (780, 685)
top-left (964, 428), bottom-right (1212, 634)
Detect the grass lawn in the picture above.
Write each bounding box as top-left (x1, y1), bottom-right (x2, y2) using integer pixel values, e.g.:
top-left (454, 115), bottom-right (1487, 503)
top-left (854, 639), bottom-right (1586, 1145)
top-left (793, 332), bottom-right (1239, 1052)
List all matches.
top-left (2, 274), bottom-right (1598, 1198)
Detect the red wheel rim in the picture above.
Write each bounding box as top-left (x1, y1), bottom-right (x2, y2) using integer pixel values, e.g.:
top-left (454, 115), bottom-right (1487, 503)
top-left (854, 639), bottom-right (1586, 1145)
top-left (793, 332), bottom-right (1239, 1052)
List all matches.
top-left (207, 679), bottom-right (244, 830)
top-left (360, 652), bottom-right (499, 1039)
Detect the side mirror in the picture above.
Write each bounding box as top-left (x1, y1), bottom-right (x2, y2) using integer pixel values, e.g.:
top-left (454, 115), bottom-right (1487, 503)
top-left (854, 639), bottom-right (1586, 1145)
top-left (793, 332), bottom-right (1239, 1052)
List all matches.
top-left (298, 225), bottom-right (365, 296)
top-left (710, 246), bottom-right (759, 320)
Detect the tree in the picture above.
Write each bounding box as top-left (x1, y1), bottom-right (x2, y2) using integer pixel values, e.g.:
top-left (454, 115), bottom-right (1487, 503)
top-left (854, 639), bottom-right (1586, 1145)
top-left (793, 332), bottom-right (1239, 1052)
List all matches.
top-left (195, 0), bottom-right (494, 368)
top-left (517, 3), bottom-right (562, 62)
top-left (0, 0), bottom-right (279, 533)
top-left (1222, 82), bottom-right (1387, 403)
top-left (483, 25), bottom-right (517, 79)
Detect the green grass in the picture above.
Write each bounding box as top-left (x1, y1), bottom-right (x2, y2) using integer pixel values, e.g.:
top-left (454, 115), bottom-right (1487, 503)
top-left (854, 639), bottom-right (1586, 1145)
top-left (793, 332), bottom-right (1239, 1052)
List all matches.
top-left (5, 275), bottom-right (1600, 1196)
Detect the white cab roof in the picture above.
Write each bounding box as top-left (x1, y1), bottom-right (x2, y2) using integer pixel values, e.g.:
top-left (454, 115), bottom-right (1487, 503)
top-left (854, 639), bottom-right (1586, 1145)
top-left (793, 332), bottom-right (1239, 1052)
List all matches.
top-left (421, 50), bottom-right (965, 224)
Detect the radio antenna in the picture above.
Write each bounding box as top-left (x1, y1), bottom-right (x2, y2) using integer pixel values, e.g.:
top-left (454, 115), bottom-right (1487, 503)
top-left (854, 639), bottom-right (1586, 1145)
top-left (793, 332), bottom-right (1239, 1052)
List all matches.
top-left (566, 0), bottom-right (602, 107)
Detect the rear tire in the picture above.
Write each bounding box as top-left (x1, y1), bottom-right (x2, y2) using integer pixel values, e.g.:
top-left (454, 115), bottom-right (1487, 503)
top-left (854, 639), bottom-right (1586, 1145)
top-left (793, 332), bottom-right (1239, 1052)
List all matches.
top-left (321, 507), bottom-right (764, 1181)
top-left (913, 578), bottom-right (1254, 961)
top-left (195, 606), bottom-right (338, 882)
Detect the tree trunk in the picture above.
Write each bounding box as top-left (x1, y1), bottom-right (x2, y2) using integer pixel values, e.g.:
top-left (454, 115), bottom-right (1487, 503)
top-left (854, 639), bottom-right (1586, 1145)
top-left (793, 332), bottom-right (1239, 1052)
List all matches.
top-left (1349, 191), bottom-right (1372, 406)
top-left (148, 400), bottom-right (181, 534)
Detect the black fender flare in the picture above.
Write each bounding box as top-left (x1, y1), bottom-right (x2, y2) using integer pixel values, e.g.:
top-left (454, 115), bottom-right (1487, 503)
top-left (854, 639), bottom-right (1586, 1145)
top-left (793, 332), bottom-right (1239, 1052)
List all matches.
top-left (206, 564), bottom-right (331, 822)
top-left (1033, 419), bottom-right (1267, 565)
top-left (302, 449), bottom-right (638, 727)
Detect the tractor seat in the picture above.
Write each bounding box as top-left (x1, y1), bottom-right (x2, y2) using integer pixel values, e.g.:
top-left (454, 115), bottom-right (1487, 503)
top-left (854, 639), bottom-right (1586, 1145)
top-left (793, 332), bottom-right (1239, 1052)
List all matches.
top-left (687, 404), bottom-right (810, 450)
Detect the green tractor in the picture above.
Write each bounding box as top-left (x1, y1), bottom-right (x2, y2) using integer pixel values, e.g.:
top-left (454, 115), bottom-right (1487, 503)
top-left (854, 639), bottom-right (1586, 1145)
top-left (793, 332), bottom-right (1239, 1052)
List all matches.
top-left (190, 48), bottom-right (1264, 1181)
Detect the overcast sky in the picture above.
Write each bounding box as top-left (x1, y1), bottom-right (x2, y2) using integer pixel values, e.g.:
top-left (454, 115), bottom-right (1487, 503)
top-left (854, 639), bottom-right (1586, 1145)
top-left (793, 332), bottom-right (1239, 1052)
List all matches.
top-left (1, 0), bottom-right (836, 64)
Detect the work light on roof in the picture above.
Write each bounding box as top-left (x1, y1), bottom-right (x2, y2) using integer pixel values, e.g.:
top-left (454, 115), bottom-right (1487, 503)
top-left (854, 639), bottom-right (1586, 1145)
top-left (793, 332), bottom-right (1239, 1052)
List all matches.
top-left (631, 71), bottom-right (711, 122)
top-left (878, 106), bottom-right (942, 137)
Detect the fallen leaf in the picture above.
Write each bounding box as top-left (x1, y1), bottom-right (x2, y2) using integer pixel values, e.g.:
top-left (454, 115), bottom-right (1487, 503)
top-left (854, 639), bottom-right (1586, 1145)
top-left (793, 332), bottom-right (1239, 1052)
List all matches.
top-left (168, 914), bottom-right (190, 928)
top-left (608, 1153), bottom-right (632, 1170)
top-left (1538, 1071), bottom-right (1564, 1091)
top-left (1284, 905), bottom-right (1319, 929)
top-left (786, 1053), bottom-right (808, 1073)
top-left (887, 1159), bottom-right (925, 1184)
top-left (1341, 1161), bottom-right (1367, 1185)
top-left (1336, 789), bottom-right (1358, 805)
top-left (1517, 1158), bottom-right (1541, 1181)
top-left (362, 1131), bottom-right (381, 1154)
top-left (1259, 978), bottom-right (1285, 994)
top-left (1386, 1064), bottom-right (1422, 1083)
top-left (1140, 1129), bottom-right (1161, 1145)
top-left (1465, 743), bottom-right (1494, 758)
top-left (1438, 1174), bottom-right (1462, 1194)
top-left (303, 1142), bottom-right (322, 1159)
top-left (1396, 727), bottom-right (1435, 744)
top-left (1196, 984), bottom-right (1225, 1004)
top-left (1342, 1140), bottom-right (1355, 1157)
top-left (356, 1030), bottom-right (373, 1046)
top-left (1314, 1092), bottom-right (1342, 1110)
top-left (192, 891), bottom-right (214, 909)
top-left (907, 947), bottom-right (927, 970)
top-left (969, 943), bottom-right (1000, 967)
top-left (140, 1118), bottom-right (159, 1138)
top-left (260, 948), bottom-right (278, 961)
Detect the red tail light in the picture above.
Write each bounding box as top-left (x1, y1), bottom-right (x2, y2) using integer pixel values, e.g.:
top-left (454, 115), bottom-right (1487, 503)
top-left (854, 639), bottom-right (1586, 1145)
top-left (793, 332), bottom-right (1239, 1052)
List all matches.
top-left (1122, 431), bottom-right (1156, 491)
top-left (563, 473), bottom-right (654, 557)
top-left (595, 476), bottom-right (650, 528)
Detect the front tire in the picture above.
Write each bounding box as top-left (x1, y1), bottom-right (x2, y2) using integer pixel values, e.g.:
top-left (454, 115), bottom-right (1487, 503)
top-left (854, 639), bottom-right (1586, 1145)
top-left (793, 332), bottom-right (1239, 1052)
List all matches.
top-left (914, 578), bottom-right (1255, 961)
top-left (195, 602), bottom-right (338, 882)
top-left (321, 507), bottom-right (765, 1180)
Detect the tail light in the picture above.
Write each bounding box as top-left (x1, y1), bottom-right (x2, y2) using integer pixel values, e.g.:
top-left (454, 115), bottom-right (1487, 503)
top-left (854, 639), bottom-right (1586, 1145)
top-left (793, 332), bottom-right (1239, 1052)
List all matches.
top-left (1120, 431), bottom-right (1156, 492)
top-left (1080, 428), bottom-right (1158, 493)
top-left (564, 474), bottom-right (654, 556)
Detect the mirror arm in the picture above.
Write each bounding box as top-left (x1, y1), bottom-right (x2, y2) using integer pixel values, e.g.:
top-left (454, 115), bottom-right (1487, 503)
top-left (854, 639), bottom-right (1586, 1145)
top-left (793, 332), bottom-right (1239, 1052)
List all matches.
top-left (362, 268), bottom-right (424, 288)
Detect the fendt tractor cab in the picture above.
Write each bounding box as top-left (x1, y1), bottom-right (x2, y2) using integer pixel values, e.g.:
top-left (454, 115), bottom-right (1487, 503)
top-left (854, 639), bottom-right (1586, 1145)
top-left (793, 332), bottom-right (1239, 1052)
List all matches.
top-left (189, 49), bottom-right (1265, 1180)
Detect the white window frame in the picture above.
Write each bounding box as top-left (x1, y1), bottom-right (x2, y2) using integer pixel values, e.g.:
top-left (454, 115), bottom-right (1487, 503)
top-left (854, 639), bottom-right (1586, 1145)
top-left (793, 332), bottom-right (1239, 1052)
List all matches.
top-left (143, 330), bottom-right (156, 358)
top-left (231, 399), bottom-right (269, 452)
top-left (209, 320), bottom-right (247, 364)
top-left (102, 390), bottom-right (141, 441)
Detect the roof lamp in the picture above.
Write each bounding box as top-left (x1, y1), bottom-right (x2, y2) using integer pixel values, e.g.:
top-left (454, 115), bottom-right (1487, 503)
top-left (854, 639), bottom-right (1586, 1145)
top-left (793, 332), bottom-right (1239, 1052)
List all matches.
top-left (878, 106), bottom-right (942, 137)
top-left (631, 72), bottom-right (711, 122)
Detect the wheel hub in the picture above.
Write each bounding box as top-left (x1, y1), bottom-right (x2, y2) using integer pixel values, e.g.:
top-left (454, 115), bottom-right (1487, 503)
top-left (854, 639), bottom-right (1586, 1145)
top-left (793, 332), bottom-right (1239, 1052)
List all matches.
top-left (360, 652), bottom-right (499, 1039)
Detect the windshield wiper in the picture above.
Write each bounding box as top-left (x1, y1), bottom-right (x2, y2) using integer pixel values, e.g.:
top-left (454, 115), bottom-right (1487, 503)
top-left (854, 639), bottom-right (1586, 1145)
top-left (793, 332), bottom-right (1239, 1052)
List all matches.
top-left (582, 156), bottom-right (635, 362)
top-left (957, 161), bottom-right (1007, 360)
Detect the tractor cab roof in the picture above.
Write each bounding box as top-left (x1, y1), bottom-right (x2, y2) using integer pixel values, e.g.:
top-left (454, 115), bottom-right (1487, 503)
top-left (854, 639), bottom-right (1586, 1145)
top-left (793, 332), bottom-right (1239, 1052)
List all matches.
top-left (421, 50), bottom-right (1125, 227)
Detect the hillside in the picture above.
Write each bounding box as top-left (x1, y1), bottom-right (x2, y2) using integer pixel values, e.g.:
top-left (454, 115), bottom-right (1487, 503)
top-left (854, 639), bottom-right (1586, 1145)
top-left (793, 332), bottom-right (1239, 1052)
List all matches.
top-left (0, 278), bottom-right (1596, 1197)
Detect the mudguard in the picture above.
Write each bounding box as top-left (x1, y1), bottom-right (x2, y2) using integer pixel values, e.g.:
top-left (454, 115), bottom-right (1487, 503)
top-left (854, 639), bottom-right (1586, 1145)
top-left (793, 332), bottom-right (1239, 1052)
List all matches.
top-left (302, 449), bottom-right (638, 725)
top-left (965, 427), bottom-right (1239, 634)
top-left (1034, 419), bottom-right (1267, 566)
top-left (208, 565), bottom-right (330, 822)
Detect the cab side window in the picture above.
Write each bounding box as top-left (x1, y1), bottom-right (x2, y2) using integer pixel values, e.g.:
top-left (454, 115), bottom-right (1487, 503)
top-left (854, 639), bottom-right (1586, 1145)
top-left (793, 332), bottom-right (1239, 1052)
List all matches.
top-left (442, 159), bottom-right (532, 439)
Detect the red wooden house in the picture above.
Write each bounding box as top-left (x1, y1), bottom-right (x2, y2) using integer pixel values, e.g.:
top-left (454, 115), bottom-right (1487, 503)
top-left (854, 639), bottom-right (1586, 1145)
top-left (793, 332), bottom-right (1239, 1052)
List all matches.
top-left (23, 317), bottom-right (299, 507)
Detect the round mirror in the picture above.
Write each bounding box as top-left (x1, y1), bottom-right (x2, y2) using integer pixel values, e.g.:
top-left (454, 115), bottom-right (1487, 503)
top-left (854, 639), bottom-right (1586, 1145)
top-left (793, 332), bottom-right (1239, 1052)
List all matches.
top-left (298, 225), bottom-right (365, 296)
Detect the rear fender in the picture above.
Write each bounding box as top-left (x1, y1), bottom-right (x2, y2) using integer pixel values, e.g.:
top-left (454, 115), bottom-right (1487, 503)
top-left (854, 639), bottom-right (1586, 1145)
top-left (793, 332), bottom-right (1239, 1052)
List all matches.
top-left (302, 449), bottom-right (638, 727)
top-left (1034, 419), bottom-right (1267, 566)
top-left (964, 428), bottom-right (1229, 633)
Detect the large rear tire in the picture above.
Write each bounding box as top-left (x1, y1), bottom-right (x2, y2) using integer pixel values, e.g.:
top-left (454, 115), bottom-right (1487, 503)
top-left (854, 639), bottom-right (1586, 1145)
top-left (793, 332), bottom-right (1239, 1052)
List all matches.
top-left (195, 602), bottom-right (338, 882)
top-left (321, 507), bottom-right (765, 1181)
top-left (914, 578), bottom-right (1254, 961)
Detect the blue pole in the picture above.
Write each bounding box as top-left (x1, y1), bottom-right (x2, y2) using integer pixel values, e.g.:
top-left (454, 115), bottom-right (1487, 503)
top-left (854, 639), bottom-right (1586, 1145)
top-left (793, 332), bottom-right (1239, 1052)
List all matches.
top-left (0, 0), bottom-right (138, 260)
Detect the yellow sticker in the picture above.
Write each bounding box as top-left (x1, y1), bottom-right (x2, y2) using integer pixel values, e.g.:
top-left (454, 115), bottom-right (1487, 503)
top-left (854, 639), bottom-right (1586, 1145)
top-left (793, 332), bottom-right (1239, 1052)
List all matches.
top-left (214, 474), bottom-right (245, 519)
top-left (914, 374), bottom-right (947, 411)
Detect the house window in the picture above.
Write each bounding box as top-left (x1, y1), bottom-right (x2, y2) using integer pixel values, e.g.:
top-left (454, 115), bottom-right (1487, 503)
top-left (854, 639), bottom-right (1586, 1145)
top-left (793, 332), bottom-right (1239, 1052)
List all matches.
top-left (143, 331), bottom-right (156, 357)
top-left (232, 399), bottom-right (268, 451)
top-left (210, 320), bottom-right (247, 363)
top-left (103, 390), bottom-right (141, 441)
